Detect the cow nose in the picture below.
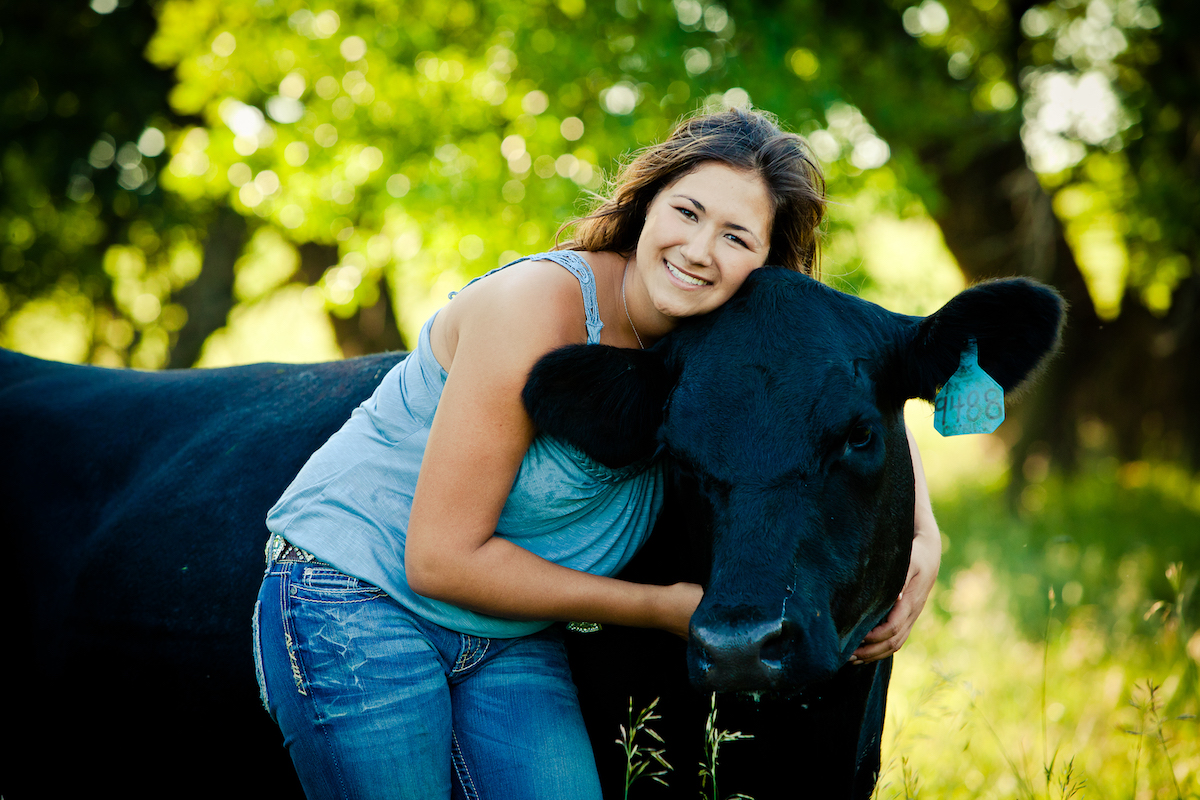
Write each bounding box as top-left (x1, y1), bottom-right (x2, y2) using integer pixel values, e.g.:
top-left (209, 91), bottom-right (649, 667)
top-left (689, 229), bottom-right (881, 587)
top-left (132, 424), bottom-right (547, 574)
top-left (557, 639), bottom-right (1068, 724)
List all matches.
top-left (688, 614), bottom-right (793, 692)
top-left (688, 606), bottom-right (844, 693)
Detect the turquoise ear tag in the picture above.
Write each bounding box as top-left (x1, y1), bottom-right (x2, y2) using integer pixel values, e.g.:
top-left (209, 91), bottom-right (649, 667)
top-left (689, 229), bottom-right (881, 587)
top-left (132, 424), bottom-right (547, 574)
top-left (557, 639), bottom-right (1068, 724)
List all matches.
top-left (933, 339), bottom-right (1005, 436)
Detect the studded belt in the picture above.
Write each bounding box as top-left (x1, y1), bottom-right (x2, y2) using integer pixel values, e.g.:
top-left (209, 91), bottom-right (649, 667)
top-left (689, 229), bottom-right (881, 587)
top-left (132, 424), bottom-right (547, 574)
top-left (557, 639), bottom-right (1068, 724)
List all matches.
top-left (265, 533), bottom-right (326, 567)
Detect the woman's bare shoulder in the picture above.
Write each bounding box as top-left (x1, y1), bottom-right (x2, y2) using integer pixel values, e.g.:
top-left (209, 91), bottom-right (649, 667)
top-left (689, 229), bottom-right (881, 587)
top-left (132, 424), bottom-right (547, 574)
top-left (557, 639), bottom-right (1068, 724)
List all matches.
top-left (432, 256), bottom-right (595, 372)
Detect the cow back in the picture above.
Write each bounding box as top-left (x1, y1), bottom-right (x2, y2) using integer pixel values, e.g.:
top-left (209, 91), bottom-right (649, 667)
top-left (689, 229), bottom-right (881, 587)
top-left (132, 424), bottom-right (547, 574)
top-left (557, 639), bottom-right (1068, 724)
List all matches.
top-left (1, 348), bottom-right (404, 799)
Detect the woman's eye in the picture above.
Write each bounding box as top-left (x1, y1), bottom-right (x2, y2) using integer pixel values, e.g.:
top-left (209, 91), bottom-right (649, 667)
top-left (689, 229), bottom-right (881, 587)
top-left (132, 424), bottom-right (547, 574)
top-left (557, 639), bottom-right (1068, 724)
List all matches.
top-left (726, 233), bottom-right (747, 248)
top-left (677, 206), bottom-right (697, 220)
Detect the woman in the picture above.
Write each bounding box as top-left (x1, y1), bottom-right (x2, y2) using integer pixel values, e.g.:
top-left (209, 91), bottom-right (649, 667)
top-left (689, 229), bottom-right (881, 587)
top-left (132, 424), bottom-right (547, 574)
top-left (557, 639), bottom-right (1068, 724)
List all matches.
top-left (254, 107), bottom-right (941, 799)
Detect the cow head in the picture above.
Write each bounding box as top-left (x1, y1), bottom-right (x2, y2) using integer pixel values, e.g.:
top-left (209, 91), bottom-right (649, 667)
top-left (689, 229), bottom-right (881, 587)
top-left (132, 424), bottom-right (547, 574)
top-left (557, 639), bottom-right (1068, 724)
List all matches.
top-left (524, 268), bottom-right (1064, 695)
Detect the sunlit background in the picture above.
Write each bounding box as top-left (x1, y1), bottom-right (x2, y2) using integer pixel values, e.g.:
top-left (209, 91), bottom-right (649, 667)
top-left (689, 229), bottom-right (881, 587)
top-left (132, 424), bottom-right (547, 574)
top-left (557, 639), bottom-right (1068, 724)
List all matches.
top-left (1, 0), bottom-right (1195, 796)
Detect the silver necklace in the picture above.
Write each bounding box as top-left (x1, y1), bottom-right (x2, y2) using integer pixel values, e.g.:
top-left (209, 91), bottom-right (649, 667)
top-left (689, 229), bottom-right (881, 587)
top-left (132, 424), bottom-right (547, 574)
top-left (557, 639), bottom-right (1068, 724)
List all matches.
top-left (621, 255), bottom-right (644, 350)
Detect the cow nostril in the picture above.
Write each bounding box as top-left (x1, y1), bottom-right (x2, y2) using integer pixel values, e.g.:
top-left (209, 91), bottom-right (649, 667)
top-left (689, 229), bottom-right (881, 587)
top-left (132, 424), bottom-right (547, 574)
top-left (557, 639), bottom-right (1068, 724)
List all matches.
top-left (689, 614), bottom-right (805, 691)
top-left (758, 621), bottom-right (793, 667)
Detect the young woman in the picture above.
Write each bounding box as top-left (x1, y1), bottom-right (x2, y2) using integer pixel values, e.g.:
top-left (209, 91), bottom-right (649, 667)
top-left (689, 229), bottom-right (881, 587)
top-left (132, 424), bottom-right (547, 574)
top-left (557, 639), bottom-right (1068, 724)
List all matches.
top-left (253, 108), bottom-right (941, 799)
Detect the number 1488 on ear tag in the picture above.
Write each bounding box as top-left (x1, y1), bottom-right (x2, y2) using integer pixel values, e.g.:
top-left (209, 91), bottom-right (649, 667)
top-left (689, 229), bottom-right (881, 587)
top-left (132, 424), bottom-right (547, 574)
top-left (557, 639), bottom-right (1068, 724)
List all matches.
top-left (934, 339), bottom-right (1005, 436)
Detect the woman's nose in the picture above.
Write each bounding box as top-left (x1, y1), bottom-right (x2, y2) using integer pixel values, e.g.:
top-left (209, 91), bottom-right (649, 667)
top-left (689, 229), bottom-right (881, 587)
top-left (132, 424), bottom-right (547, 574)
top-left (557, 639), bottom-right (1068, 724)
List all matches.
top-left (680, 228), bottom-right (716, 266)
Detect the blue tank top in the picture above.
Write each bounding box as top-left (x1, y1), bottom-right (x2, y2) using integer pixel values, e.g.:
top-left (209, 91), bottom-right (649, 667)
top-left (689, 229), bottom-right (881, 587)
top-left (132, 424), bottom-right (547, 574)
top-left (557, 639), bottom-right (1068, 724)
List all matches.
top-left (267, 251), bottom-right (665, 638)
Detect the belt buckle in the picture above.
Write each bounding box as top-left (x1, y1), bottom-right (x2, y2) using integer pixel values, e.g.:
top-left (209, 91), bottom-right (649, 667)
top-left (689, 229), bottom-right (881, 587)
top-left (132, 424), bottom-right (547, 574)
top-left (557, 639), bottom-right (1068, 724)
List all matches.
top-left (266, 533), bottom-right (317, 566)
top-left (267, 534), bottom-right (322, 566)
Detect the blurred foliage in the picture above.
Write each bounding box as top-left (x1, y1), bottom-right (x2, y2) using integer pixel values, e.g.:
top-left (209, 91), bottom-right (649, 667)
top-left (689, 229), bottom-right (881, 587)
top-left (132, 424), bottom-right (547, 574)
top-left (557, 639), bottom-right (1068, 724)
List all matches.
top-left (0, 0), bottom-right (203, 367)
top-left (877, 0), bottom-right (1195, 319)
top-left (1, 0), bottom-right (1197, 462)
top-left (2, 4), bottom-right (1198, 793)
top-left (938, 459), bottom-right (1200, 644)
top-left (137, 0), bottom-right (955, 345)
top-left (1, 0), bottom-right (1187, 320)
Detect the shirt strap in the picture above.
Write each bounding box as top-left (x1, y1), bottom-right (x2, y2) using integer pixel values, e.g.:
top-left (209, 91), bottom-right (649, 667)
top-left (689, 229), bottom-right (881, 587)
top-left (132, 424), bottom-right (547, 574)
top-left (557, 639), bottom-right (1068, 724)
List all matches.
top-left (449, 251), bottom-right (604, 344)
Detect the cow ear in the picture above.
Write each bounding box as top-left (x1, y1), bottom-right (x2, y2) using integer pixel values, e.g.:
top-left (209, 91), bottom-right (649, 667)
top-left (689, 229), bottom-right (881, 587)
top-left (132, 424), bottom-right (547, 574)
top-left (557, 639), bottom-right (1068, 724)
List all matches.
top-left (522, 344), bottom-right (674, 468)
top-left (904, 278), bottom-right (1066, 403)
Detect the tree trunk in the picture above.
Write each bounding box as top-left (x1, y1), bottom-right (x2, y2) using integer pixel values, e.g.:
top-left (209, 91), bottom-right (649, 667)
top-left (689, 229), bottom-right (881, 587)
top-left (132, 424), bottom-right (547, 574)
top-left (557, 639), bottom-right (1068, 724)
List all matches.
top-left (820, 0), bottom-right (1200, 473)
top-left (168, 206), bottom-right (245, 369)
top-left (296, 242), bottom-right (407, 357)
top-left (926, 139), bottom-right (1200, 474)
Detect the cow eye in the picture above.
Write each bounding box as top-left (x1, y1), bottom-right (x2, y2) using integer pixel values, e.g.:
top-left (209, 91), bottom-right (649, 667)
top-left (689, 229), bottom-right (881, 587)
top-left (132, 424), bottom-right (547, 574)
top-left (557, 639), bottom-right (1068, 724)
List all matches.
top-left (846, 425), bottom-right (873, 450)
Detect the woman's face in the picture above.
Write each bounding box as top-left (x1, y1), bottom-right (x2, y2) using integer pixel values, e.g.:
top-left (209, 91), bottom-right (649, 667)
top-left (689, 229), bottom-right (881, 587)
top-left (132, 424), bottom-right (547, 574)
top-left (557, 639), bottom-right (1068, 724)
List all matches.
top-left (633, 161), bottom-right (773, 323)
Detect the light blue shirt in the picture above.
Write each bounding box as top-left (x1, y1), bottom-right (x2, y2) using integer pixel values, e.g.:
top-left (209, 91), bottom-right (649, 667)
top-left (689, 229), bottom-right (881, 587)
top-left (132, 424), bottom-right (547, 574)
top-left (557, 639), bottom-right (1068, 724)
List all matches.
top-left (267, 252), bottom-right (665, 638)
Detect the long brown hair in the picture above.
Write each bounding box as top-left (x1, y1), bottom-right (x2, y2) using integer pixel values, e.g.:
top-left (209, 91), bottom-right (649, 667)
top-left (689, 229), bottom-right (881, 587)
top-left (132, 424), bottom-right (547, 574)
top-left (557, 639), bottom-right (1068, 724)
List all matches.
top-left (560, 108), bottom-right (826, 276)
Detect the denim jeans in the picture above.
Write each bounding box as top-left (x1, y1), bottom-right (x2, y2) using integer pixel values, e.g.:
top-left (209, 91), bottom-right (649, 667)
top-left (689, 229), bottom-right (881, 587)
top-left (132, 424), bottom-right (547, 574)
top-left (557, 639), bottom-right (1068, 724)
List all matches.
top-left (254, 559), bottom-right (602, 800)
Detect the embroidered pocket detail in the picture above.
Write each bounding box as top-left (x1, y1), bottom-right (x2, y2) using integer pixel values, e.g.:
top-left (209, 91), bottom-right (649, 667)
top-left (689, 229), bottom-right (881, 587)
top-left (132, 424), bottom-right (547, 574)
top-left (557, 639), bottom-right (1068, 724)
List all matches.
top-left (453, 635), bottom-right (490, 673)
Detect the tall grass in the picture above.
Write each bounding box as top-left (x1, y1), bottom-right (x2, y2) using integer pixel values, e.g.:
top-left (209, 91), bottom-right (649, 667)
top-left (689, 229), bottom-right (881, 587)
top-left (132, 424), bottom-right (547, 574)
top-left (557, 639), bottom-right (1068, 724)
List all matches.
top-left (698, 692), bottom-right (753, 800)
top-left (616, 693), bottom-right (755, 800)
top-left (614, 461), bottom-right (1198, 798)
top-left (875, 461), bottom-right (1199, 799)
top-left (616, 697), bottom-right (672, 798)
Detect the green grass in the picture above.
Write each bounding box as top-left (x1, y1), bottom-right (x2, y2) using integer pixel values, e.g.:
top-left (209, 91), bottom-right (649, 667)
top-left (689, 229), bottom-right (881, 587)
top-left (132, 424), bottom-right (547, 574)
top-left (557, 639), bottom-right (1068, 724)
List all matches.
top-left (613, 460), bottom-right (1199, 798)
top-left (617, 696), bottom-right (672, 798)
top-left (698, 692), bottom-right (754, 800)
top-left (875, 461), bottom-right (1200, 799)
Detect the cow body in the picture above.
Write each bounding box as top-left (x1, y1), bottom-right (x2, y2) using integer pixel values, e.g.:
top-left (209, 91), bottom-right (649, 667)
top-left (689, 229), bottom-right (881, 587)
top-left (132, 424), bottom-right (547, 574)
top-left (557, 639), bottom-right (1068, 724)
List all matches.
top-left (2, 352), bottom-right (403, 798)
top-left (2, 268), bottom-right (1062, 799)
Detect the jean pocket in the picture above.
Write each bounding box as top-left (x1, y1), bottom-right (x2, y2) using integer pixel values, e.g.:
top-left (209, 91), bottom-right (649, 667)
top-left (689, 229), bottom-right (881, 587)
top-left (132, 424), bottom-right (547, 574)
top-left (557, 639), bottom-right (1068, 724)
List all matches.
top-left (290, 565), bottom-right (386, 604)
top-left (279, 566), bottom-right (386, 697)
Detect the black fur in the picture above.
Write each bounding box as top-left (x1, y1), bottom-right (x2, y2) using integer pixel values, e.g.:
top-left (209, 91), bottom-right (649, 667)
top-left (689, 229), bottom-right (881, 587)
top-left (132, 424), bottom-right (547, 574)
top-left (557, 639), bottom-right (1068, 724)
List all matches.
top-left (905, 277), bottom-right (1066, 403)
top-left (522, 344), bottom-right (673, 468)
top-left (525, 268), bottom-right (1064, 799)
top-left (3, 269), bottom-right (1064, 799)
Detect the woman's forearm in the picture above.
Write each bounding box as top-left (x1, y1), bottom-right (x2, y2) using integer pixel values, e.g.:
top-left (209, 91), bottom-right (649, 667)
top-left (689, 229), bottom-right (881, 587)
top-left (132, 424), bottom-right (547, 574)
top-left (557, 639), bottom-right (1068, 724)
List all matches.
top-left (407, 534), bottom-right (702, 639)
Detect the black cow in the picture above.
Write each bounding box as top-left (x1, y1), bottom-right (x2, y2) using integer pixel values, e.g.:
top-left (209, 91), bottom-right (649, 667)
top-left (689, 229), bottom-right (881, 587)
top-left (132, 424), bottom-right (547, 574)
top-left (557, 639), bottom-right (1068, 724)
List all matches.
top-left (1, 267), bottom-right (1062, 799)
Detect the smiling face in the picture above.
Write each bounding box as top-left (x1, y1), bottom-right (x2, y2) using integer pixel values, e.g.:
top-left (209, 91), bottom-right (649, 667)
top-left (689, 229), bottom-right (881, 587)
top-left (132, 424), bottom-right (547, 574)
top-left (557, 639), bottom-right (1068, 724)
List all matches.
top-left (632, 162), bottom-right (774, 326)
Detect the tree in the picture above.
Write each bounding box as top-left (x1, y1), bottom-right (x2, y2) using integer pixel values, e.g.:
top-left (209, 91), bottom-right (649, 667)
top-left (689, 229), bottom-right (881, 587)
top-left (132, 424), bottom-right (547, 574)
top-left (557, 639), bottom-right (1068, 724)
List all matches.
top-left (0, 0), bottom-right (255, 369)
top-left (3, 0), bottom-right (1194, 471)
top-left (844, 0), bottom-right (1200, 471)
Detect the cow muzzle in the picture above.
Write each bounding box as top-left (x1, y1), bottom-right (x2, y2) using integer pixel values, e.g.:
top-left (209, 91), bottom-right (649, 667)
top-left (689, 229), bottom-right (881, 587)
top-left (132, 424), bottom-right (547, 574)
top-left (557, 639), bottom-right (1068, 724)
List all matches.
top-left (687, 604), bottom-right (843, 694)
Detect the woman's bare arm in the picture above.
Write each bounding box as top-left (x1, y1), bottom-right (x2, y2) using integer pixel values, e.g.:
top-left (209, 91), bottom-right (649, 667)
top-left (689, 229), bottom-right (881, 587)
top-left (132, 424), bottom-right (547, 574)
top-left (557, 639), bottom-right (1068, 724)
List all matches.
top-left (405, 261), bottom-right (702, 638)
top-left (851, 424), bottom-right (942, 663)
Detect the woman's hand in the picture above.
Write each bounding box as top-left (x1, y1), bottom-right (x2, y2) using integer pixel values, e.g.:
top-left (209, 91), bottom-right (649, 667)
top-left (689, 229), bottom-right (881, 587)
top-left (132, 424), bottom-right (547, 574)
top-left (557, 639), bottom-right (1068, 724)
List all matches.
top-left (851, 426), bottom-right (942, 665)
top-left (851, 523), bottom-right (940, 663)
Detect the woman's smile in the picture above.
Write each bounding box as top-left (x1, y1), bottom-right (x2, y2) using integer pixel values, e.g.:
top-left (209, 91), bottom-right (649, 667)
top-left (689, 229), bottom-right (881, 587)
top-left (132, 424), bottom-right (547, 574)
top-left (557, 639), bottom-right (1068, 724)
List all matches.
top-left (664, 260), bottom-right (711, 286)
top-left (625, 161), bottom-right (773, 337)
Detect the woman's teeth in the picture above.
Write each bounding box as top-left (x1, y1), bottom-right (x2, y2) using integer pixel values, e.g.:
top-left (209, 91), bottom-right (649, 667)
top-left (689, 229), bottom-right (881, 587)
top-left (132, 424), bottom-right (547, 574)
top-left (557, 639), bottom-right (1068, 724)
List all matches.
top-left (667, 262), bottom-right (710, 286)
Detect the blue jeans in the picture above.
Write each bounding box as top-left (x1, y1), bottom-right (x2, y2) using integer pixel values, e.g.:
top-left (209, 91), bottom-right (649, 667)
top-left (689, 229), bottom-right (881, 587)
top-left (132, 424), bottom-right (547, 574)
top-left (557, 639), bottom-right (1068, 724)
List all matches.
top-left (253, 559), bottom-right (602, 800)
